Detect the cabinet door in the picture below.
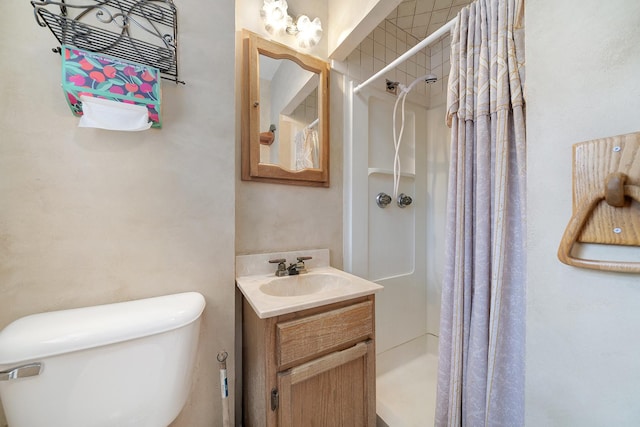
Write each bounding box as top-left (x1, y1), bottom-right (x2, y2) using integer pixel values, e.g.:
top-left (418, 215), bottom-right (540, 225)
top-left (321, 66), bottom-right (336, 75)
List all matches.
top-left (277, 340), bottom-right (375, 427)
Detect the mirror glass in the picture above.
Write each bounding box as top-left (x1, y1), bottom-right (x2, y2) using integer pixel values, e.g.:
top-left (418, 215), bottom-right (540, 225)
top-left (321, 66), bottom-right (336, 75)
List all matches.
top-left (242, 31), bottom-right (329, 187)
top-left (258, 55), bottom-right (320, 170)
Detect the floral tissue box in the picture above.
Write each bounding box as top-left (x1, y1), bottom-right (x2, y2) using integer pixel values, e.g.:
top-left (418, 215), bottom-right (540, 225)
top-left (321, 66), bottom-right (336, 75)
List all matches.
top-left (61, 45), bottom-right (162, 128)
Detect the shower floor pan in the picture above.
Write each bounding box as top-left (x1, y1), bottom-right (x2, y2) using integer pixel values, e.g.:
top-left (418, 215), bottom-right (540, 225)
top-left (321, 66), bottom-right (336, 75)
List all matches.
top-left (376, 335), bottom-right (438, 427)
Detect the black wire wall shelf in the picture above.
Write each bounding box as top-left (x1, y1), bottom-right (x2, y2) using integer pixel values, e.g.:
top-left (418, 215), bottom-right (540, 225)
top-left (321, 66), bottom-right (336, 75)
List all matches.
top-left (31, 0), bottom-right (183, 84)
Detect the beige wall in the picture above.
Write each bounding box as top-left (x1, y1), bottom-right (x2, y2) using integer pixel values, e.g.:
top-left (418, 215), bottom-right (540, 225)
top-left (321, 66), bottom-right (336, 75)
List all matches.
top-left (0, 2), bottom-right (236, 427)
top-left (526, 1), bottom-right (640, 425)
top-left (235, 1), bottom-right (344, 266)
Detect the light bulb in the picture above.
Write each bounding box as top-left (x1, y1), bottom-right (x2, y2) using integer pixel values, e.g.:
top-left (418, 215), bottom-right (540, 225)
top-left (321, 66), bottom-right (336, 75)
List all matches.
top-left (260, 0), bottom-right (289, 35)
top-left (295, 15), bottom-right (322, 48)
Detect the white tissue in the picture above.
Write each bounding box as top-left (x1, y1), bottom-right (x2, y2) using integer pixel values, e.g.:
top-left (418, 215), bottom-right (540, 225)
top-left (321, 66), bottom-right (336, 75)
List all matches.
top-left (78, 96), bottom-right (152, 131)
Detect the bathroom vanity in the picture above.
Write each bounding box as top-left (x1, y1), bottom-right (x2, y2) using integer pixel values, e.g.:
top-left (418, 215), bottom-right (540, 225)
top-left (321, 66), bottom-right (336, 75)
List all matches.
top-left (242, 295), bottom-right (375, 426)
top-left (236, 250), bottom-right (382, 427)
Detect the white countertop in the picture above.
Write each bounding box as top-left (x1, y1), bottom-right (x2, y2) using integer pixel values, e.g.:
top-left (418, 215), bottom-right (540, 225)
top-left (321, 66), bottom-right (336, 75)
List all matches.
top-left (236, 250), bottom-right (382, 319)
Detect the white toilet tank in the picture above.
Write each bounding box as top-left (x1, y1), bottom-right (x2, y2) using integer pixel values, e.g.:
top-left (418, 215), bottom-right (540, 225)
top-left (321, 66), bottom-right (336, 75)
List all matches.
top-left (0, 292), bottom-right (206, 427)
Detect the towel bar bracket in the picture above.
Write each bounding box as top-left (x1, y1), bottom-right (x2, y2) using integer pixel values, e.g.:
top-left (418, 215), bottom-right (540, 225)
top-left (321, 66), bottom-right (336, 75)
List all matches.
top-left (557, 131), bottom-right (640, 273)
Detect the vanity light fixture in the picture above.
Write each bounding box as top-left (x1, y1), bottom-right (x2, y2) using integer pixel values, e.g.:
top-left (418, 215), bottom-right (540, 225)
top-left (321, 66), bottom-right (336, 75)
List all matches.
top-left (260, 0), bottom-right (323, 48)
top-left (260, 0), bottom-right (290, 36)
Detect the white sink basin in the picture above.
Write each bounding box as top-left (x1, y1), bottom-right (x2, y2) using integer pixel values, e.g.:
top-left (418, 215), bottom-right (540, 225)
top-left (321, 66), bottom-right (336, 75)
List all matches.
top-left (236, 265), bottom-right (383, 319)
top-left (260, 273), bottom-right (351, 297)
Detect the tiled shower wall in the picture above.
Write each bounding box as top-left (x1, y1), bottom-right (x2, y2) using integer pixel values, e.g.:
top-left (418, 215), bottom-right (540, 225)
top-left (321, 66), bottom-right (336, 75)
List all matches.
top-left (341, 19), bottom-right (452, 107)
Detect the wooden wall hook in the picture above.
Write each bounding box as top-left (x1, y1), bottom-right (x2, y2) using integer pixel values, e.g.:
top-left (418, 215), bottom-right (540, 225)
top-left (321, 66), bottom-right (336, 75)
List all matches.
top-left (605, 172), bottom-right (627, 208)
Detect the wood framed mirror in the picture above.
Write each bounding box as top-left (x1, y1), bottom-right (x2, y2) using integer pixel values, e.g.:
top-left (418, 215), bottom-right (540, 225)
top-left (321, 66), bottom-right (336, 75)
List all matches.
top-left (241, 30), bottom-right (330, 187)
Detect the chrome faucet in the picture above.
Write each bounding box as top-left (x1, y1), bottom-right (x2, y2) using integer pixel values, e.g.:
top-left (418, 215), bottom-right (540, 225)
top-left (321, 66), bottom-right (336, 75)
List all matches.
top-left (268, 256), bottom-right (312, 277)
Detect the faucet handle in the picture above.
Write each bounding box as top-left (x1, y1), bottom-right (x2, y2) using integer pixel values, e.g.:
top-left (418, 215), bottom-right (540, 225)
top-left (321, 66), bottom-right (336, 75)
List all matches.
top-left (294, 256), bottom-right (312, 274)
top-left (269, 258), bottom-right (288, 277)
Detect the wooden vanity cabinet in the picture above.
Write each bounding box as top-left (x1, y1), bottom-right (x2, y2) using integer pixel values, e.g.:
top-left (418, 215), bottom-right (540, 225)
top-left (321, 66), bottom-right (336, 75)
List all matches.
top-left (242, 295), bottom-right (377, 427)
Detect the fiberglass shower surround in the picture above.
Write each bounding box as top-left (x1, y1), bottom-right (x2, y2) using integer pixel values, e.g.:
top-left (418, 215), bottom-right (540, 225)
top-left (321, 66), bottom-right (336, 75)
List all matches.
top-left (344, 12), bottom-right (464, 427)
top-left (353, 16), bottom-right (456, 207)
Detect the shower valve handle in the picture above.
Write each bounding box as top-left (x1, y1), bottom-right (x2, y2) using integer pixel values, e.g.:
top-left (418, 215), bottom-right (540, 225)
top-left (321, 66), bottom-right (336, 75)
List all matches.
top-left (397, 193), bottom-right (413, 208)
top-left (376, 193), bottom-right (392, 208)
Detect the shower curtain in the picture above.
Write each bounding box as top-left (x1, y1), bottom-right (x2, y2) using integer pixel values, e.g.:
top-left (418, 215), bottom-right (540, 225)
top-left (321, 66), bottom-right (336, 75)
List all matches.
top-left (435, 0), bottom-right (526, 426)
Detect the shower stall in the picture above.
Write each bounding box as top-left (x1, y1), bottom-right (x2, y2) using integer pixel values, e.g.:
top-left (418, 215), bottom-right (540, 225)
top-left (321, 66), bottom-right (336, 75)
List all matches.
top-left (342, 20), bottom-right (453, 426)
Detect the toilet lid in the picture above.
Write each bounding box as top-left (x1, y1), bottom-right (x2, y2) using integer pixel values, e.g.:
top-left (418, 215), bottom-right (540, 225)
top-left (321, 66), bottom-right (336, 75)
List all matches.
top-left (0, 292), bottom-right (205, 365)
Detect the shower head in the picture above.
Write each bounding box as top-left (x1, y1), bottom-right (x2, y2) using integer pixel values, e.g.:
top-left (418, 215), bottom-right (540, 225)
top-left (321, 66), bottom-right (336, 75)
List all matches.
top-left (424, 74), bottom-right (438, 84)
top-left (403, 74), bottom-right (439, 94)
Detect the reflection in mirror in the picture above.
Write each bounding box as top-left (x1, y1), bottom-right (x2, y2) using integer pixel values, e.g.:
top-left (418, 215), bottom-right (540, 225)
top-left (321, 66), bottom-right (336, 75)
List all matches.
top-left (258, 55), bottom-right (320, 171)
top-left (242, 30), bottom-right (329, 187)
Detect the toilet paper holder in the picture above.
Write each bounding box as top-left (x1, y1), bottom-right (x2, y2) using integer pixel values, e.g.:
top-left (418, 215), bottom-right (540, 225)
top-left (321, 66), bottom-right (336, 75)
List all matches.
top-left (557, 131), bottom-right (640, 273)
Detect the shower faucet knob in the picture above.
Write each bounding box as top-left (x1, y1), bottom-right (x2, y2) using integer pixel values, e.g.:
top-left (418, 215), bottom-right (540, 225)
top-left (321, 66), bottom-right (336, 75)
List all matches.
top-left (397, 193), bottom-right (413, 208)
top-left (376, 192), bottom-right (392, 208)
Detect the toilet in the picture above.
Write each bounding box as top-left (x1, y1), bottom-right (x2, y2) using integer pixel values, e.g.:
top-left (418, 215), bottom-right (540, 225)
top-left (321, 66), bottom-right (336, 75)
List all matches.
top-left (0, 292), bottom-right (206, 427)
